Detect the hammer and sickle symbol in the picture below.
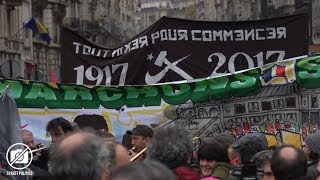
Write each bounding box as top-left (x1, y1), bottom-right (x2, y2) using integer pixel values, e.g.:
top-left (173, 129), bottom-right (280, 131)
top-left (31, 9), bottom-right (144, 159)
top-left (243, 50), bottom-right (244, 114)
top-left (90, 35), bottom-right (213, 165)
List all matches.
top-left (145, 51), bottom-right (193, 84)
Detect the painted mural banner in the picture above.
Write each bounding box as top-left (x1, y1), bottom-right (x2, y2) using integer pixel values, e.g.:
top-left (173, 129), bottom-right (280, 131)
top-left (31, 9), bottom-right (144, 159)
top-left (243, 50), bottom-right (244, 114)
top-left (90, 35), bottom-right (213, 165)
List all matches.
top-left (61, 15), bottom-right (308, 86)
top-left (1, 54), bottom-right (320, 143)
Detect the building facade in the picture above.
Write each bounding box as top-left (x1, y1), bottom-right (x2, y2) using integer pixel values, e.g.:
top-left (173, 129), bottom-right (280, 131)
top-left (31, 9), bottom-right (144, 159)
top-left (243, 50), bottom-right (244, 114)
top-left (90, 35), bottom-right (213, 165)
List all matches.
top-left (0, 0), bottom-right (66, 81)
top-left (271, 0), bottom-right (296, 17)
top-left (139, 0), bottom-right (171, 30)
top-left (138, 0), bottom-right (197, 31)
top-left (175, 83), bottom-right (319, 140)
top-left (0, 0), bottom-right (24, 79)
top-left (312, 0), bottom-right (320, 44)
top-left (63, 0), bottom-right (120, 47)
top-left (33, 0), bottom-right (67, 82)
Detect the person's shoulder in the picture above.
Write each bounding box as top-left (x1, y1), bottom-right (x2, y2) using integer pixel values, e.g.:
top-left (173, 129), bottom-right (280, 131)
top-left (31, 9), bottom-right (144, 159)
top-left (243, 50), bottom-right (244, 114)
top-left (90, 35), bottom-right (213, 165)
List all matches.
top-left (174, 165), bottom-right (200, 180)
top-left (308, 159), bottom-right (319, 168)
top-left (214, 162), bottom-right (232, 169)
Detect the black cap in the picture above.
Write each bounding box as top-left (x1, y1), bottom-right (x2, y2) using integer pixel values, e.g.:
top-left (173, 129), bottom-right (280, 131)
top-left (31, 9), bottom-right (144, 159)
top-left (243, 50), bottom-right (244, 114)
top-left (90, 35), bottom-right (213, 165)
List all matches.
top-left (126, 125), bottom-right (153, 138)
top-left (232, 132), bottom-right (268, 150)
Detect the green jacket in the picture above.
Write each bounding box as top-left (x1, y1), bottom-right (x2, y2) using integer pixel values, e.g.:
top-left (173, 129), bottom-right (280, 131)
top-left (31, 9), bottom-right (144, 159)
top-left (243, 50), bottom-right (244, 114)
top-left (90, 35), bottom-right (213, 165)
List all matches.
top-left (212, 162), bottom-right (232, 180)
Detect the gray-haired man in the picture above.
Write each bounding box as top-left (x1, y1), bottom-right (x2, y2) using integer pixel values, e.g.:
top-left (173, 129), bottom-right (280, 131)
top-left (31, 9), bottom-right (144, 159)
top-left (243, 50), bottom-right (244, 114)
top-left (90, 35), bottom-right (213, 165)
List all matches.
top-left (49, 132), bottom-right (115, 180)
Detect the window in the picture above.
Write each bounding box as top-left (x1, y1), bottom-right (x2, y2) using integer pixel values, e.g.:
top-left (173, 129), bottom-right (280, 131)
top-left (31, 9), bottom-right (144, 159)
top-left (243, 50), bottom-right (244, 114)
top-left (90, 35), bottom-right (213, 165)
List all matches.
top-left (235, 117), bottom-right (247, 126)
top-left (285, 113), bottom-right (297, 129)
top-left (261, 101), bottom-right (272, 111)
top-left (311, 95), bottom-right (318, 108)
top-left (301, 112), bottom-right (319, 126)
top-left (274, 99), bottom-right (285, 109)
top-left (275, 114), bottom-right (285, 123)
top-left (223, 105), bottom-right (232, 115)
top-left (7, 9), bottom-right (12, 36)
top-left (238, 6), bottom-right (242, 17)
top-left (249, 116), bottom-right (261, 125)
top-left (198, 108), bottom-right (208, 118)
top-left (209, 107), bottom-right (219, 117)
top-left (248, 102), bottom-right (259, 112)
top-left (301, 96), bottom-right (309, 108)
top-left (286, 97), bottom-right (296, 108)
top-left (262, 114), bottom-right (273, 122)
top-left (235, 104), bottom-right (246, 114)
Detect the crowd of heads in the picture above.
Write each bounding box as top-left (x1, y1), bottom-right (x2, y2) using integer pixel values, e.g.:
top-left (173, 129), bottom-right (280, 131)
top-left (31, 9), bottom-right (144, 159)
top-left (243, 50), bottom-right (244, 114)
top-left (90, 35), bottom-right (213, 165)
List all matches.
top-left (1, 115), bottom-right (320, 180)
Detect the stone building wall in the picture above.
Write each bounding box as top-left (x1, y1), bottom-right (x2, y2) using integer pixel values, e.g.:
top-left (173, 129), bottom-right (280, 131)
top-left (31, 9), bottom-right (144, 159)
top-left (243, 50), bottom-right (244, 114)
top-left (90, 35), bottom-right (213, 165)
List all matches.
top-left (0, 0), bottom-right (24, 77)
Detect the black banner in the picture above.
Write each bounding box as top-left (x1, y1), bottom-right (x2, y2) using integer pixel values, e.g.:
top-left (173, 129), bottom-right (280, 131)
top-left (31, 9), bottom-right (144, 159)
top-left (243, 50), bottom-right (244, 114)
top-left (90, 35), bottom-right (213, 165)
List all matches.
top-left (60, 15), bottom-right (308, 86)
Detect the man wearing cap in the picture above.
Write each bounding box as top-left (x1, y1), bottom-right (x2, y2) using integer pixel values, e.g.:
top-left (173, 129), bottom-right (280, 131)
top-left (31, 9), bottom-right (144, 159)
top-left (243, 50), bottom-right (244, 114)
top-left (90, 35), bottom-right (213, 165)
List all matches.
top-left (126, 125), bottom-right (153, 161)
top-left (304, 131), bottom-right (320, 179)
top-left (231, 132), bottom-right (269, 165)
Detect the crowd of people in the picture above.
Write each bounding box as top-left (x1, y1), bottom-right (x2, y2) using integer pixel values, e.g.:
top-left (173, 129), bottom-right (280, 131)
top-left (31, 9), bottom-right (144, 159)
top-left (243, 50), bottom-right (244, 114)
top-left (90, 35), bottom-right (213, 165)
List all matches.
top-left (0, 116), bottom-right (320, 180)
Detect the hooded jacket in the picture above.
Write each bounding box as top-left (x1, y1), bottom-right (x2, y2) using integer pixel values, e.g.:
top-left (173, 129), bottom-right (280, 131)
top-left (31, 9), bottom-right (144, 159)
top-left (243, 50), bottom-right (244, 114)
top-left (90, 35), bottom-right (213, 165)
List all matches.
top-left (211, 162), bottom-right (232, 180)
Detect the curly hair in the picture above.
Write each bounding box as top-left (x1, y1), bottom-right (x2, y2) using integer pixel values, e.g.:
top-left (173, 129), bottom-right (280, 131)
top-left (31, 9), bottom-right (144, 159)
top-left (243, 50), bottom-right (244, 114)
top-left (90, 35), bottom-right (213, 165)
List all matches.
top-left (147, 127), bottom-right (193, 169)
top-left (197, 141), bottom-right (229, 163)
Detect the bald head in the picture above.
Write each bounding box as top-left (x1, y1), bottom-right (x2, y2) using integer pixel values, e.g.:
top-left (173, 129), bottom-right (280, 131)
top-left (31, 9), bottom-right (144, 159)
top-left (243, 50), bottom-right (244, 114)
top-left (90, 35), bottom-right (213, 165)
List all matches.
top-left (58, 132), bottom-right (90, 155)
top-left (279, 146), bottom-right (297, 161)
top-left (271, 145), bottom-right (307, 180)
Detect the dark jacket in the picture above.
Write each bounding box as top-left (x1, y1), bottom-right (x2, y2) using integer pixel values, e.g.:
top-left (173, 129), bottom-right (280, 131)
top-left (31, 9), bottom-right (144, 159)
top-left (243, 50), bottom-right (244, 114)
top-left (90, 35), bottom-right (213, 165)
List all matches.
top-left (31, 148), bottom-right (50, 170)
top-left (307, 159), bottom-right (319, 180)
top-left (212, 162), bottom-right (232, 180)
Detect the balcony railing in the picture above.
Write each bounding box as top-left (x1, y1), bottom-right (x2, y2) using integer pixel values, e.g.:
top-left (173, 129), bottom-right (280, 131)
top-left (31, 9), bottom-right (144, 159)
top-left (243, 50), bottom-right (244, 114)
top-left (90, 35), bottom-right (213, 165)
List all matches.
top-left (63, 17), bottom-right (125, 39)
top-left (0, 37), bottom-right (24, 54)
top-left (63, 18), bottom-right (101, 32)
